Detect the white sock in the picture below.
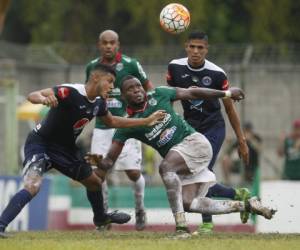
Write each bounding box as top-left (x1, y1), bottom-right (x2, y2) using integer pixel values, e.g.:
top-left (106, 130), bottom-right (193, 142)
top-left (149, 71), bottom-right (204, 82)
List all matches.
top-left (101, 180), bottom-right (109, 213)
top-left (161, 171), bottom-right (184, 214)
top-left (190, 197), bottom-right (245, 214)
top-left (134, 174), bottom-right (145, 212)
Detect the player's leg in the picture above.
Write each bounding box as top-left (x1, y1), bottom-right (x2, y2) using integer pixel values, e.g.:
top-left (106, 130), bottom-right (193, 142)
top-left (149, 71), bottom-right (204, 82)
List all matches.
top-left (125, 169), bottom-right (146, 230)
top-left (159, 132), bottom-right (213, 233)
top-left (0, 152), bottom-right (49, 238)
top-left (201, 125), bottom-right (250, 231)
top-left (90, 128), bottom-right (113, 214)
top-left (183, 183), bottom-right (245, 214)
top-left (50, 143), bottom-right (131, 230)
top-left (118, 139), bottom-right (146, 230)
top-left (159, 153), bottom-right (187, 232)
top-left (80, 171), bottom-right (131, 228)
top-left (182, 183), bottom-right (275, 219)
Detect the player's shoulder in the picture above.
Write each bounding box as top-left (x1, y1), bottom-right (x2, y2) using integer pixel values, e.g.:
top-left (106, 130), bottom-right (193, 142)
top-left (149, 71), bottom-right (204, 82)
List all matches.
top-left (168, 57), bottom-right (188, 66)
top-left (86, 58), bottom-right (100, 67)
top-left (121, 54), bottom-right (138, 65)
top-left (204, 59), bottom-right (226, 75)
top-left (59, 83), bottom-right (87, 97)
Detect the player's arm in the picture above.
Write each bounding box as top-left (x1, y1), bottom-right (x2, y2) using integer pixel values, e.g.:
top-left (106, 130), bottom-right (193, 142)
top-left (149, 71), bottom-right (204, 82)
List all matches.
top-left (222, 98), bottom-right (249, 165)
top-left (85, 141), bottom-right (124, 171)
top-left (174, 86), bottom-right (244, 101)
top-left (100, 110), bottom-right (166, 128)
top-left (142, 80), bottom-right (154, 91)
top-left (27, 88), bottom-right (58, 107)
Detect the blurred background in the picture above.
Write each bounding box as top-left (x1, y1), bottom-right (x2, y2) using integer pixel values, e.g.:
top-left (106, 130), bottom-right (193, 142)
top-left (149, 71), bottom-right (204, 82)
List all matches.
top-left (1, 0), bottom-right (300, 233)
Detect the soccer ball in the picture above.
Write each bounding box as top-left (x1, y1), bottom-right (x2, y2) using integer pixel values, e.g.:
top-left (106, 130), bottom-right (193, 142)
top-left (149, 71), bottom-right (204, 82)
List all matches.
top-left (159, 3), bottom-right (190, 34)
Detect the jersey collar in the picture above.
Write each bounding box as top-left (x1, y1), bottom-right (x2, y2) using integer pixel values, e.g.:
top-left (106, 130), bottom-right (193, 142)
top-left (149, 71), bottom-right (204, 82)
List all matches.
top-left (126, 95), bottom-right (148, 116)
top-left (187, 58), bottom-right (206, 72)
top-left (99, 52), bottom-right (122, 65)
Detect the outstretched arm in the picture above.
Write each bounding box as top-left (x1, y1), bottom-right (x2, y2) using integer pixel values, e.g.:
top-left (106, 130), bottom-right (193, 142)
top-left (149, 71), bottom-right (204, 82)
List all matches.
top-left (174, 86), bottom-right (244, 101)
top-left (100, 110), bottom-right (166, 128)
top-left (27, 88), bottom-right (58, 107)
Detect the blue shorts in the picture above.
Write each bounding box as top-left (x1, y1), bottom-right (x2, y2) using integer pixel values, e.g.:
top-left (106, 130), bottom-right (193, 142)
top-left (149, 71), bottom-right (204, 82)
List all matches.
top-left (199, 124), bottom-right (225, 170)
top-left (23, 132), bottom-right (92, 181)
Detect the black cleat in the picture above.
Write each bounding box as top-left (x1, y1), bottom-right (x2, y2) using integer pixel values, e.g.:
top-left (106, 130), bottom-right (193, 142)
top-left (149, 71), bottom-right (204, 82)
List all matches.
top-left (94, 210), bottom-right (131, 230)
top-left (0, 231), bottom-right (9, 239)
top-left (135, 210), bottom-right (147, 231)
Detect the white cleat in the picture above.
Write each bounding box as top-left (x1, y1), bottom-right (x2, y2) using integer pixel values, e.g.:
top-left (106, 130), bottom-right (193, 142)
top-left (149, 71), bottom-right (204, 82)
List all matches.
top-left (248, 197), bottom-right (277, 219)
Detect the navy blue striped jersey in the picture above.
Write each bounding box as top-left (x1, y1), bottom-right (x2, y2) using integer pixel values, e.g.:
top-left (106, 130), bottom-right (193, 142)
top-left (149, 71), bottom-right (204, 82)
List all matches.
top-left (34, 84), bottom-right (107, 148)
top-left (167, 58), bottom-right (229, 132)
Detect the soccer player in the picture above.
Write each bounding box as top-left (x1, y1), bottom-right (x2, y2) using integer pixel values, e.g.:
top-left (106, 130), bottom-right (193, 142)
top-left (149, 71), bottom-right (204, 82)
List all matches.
top-left (86, 76), bottom-right (275, 235)
top-left (0, 64), bottom-right (165, 238)
top-left (85, 30), bottom-right (153, 230)
top-left (167, 31), bottom-right (250, 233)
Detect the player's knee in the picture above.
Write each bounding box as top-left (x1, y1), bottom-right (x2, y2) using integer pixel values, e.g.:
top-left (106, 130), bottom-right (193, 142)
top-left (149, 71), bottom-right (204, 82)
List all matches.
top-left (24, 178), bottom-right (42, 196)
top-left (159, 160), bottom-right (172, 175)
top-left (126, 170), bottom-right (140, 181)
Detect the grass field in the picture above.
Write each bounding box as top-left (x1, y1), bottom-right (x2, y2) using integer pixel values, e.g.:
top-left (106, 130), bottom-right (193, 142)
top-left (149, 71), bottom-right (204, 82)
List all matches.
top-left (1, 231), bottom-right (300, 250)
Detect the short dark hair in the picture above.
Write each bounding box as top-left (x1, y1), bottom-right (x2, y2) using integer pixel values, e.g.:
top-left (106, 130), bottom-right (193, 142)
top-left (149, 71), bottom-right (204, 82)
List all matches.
top-left (91, 63), bottom-right (116, 77)
top-left (187, 31), bottom-right (208, 42)
top-left (120, 75), bottom-right (138, 91)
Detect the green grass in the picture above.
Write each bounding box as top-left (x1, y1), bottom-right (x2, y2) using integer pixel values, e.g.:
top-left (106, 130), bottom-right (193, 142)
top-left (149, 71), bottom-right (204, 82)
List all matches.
top-left (1, 231), bottom-right (300, 250)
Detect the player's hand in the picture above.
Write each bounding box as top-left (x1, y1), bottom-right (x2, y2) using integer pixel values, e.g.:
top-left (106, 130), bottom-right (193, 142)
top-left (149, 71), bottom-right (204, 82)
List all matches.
top-left (146, 110), bottom-right (167, 126)
top-left (42, 94), bottom-right (58, 107)
top-left (85, 152), bottom-right (103, 166)
top-left (229, 87), bottom-right (245, 101)
top-left (238, 140), bottom-right (249, 165)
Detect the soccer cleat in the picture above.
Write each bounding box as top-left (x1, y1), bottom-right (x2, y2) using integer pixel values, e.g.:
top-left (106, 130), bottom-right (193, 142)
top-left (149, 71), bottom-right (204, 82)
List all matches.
top-left (247, 197), bottom-right (276, 220)
top-left (94, 210), bottom-right (131, 230)
top-left (235, 188), bottom-right (251, 224)
top-left (195, 222), bottom-right (214, 234)
top-left (173, 226), bottom-right (191, 239)
top-left (0, 231), bottom-right (9, 239)
top-left (135, 210), bottom-right (146, 231)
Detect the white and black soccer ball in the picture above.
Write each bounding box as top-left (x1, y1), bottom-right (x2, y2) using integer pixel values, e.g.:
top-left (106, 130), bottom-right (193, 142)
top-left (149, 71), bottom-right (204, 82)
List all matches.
top-left (159, 3), bottom-right (190, 34)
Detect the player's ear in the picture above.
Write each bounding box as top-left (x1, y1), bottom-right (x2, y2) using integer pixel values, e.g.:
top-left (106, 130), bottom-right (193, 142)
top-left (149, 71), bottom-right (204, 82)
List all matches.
top-left (184, 42), bottom-right (189, 51)
top-left (116, 41), bottom-right (120, 52)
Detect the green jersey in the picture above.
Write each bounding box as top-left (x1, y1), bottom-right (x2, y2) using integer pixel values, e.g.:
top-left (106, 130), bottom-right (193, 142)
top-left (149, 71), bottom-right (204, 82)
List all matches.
top-left (283, 137), bottom-right (300, 180)
top-left (85, 53), bottom-right (148, 129)
top-left (113, 87), bottom-right (196, 157)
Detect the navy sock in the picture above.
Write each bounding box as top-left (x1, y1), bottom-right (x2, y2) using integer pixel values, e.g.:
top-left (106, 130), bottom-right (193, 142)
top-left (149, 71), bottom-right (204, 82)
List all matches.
top-left (209, 183), bottom-right (236, 199)
top-left (86, 190), bottom-right (106, 223)
top-left (0, 189), bottom-right (33, 229)
top-left (202, 190), bottom-right (213, 223)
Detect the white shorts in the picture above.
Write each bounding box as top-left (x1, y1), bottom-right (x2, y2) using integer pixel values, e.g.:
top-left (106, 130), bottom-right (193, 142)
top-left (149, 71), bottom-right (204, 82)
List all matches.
top-left (170, 132), bottom-right (216, 188)
top-left (91, 128), bottom-right (142, 171)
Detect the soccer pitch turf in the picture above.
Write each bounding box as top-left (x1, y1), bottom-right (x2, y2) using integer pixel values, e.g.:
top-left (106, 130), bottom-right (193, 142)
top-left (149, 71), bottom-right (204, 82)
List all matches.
top-left (1, 231), bottom-right (299, 250)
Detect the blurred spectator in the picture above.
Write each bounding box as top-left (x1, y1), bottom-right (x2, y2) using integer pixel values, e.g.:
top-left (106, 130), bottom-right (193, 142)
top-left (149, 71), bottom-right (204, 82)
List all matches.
top-left (278, 119), bottom-right (300, 180)
top-left (222, 122), bottom-right (262, 184)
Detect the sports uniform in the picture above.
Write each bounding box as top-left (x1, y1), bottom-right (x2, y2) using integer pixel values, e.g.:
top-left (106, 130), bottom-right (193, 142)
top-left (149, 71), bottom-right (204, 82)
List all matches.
top-left (86, 53), bottom-right (147, 171)
top-left (167, 58), bottom-right (229, 169)
top-left (167, 58), bottom-right (250, 231)
top-left (113, 86), bottom-right (216, 189)
top-left (23, 84), bottom-right (107, 179)
top-left (0, 83), bottom-right (132, 238)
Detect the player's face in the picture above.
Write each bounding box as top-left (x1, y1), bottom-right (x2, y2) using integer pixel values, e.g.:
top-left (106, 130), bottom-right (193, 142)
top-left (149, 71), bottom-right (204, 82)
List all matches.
top-left (96, 72), bottom-right (115, 99)
top-left (185, 39), bottom-right (208, 66)
top-left (122, 79), bottom-right (146, 105)
top-left (98, 35), bottom-right (119, 60)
